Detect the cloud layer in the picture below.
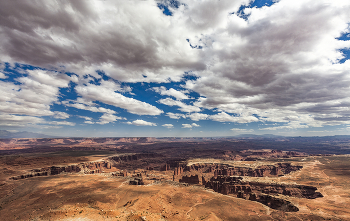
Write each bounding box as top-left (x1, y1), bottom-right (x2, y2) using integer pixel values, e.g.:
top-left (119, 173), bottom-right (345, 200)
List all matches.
top-left (0, 0), bottom-right (350, 135)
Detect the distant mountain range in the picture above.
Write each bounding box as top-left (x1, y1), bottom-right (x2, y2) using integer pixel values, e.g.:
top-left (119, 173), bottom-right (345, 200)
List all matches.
top-left (234, 134), bottom-right (285, 138)
top-left (0, 130), bottom-right (57, 139)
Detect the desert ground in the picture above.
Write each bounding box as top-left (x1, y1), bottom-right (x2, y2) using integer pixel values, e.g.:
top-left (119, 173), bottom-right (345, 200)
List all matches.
top-left (0, 137), bottom-right (350, 221)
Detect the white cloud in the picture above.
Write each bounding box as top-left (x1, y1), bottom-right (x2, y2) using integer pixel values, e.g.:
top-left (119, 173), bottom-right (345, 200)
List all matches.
top-left (97, 113), bottom-right (125, 125)
top-left (0, 72), bottom-right (7, 79)
top-left (191, 123), bottom-right (200, 127)
top-left (126, 119), bottom-right (157, 126)
top-left (158, 98), bottom-right (201, 113)
top-left (162, 124), bottom-right (174, 128)
top-left (0, 69), bottom-right (75, 125)
top-left (77, 115), bottom-right (93, 121)
top-left (0, 1), bottom-right (205, 82)
top-left (182, 123), bottom-right (200, 128)
top-left (182, 124), bottom-right (193, 128)
top-left (186, 113), bottom-right (209, 121)
top-left (260, 122), bottom-right (309, 131)
top-left (0, 113), bottom-right (75, 127)
top-left (153, 86), bottom-right (189, 100)
top-left (63, 98), bottom-right (116, 115)
top-left (53, 111), bottom-right (70, 119)
top-left (166, 112), bottom-right (186, 119)
top-left (0, 114), bottom-right (45, 127)
top-left (181, 0), bottom-right (350, 128)
top-left (209, 112), bottom-right (259, 123)
top-left (1, 0), bottom-right (350, 132)
top-left (230, 128), bottom-right (254, 133)
top-left (49, 121), bottom-right (76, 126)
top-left (76, 80), bottom-right (163, 116)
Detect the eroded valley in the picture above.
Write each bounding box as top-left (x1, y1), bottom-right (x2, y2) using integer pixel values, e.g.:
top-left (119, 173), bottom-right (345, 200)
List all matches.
top-left (0, 137), bottom-right (350, 220)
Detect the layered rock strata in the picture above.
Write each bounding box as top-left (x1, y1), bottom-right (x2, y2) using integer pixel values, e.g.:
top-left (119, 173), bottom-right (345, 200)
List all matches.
top-left (203, 175), bottom-right (322, 211)
top-left (183, 163), bottom-right (302, 177)
top-left (10, 160), bottom-right (114, 180)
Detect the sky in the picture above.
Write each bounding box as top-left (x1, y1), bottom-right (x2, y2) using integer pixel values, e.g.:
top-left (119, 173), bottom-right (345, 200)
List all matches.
top-left (0, 0), bottom-right (350, 137)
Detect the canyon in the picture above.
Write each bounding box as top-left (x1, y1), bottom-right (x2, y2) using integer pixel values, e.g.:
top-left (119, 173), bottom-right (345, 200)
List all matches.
top-left (0, 137), bottom-right (350, 220)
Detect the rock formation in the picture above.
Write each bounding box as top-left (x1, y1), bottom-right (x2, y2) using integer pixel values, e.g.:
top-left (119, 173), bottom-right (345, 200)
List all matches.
top-left (179, 175), bottom-right (200, 184)
top-left (203, 175), bottom-right (322, 211)
top-left (183, 163), bottom-right (302, 178)
top-left (10, 160), bottom-right (115, 180)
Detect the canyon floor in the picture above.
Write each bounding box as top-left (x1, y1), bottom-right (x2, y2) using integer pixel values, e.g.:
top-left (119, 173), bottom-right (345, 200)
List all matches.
top-left (0, 137), bottom-right (350, 221)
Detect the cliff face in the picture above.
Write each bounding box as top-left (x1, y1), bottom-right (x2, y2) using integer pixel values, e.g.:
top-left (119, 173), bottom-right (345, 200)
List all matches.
top-left (205, 175), bottom-right (323, 199)
top-left (172, 162), bottom-right (322, 212)
top-left (10, 160), bottom-right (114, 180)
top-left (10, 153), bottom-right (162, 180)
top-left (203, 175), bottom-right (323, 211)
top-left (179, 175), bottom-right (200, 184)
top-left (109, 153), bottom-right (160, 163)
top-left (183, 163), bottom-right (302, 177)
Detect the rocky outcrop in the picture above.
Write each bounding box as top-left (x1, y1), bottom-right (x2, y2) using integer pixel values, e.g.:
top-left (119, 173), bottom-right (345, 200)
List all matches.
top-left (160, 163), bottom-right (171, 171)
top-left (129, 173), bottom-right (144, 185)
top-left (81, 161), bottom-right (112, 174)
top-left (204, 175), bottom-right (322, 211)
top-left (129, 177), bottom-right (144, 185)
top-left (247, 181), bottom-right (323, 199)
top-left (205, 175), bottom-right (323, 199)
top-left (252, 194), bottom-right (299, 212)
top-left (179, 175), bottom-right (200, 184)
top-left (113, 171), bottom-right (128, 177)
top-left (183, 163), bottom-right (302, 177)
top-left (10, 160), bottom-right (115, 180)
top-left (10, 171), bottom-right (49, 180)
top-left (174, 167), bottom-right (183, 175)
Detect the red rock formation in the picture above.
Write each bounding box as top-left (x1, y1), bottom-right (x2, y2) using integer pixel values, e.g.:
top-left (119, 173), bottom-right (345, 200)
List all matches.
top-left (179, 175), bottom-right (200, 184)
top-left (182, 163), bottom-right (302, 178)
top-left (10, 160), bottom-right (115, 180)
top-left (113, 171), bottom-right (127, 177)
top-left (204, 174), bottom-right (322, 211)
top-left (206, 175), bottom-right (322, 199)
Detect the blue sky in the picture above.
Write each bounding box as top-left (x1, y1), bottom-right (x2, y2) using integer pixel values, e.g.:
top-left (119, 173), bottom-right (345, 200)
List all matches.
top-left (0, 0), bottom-right (350, 137)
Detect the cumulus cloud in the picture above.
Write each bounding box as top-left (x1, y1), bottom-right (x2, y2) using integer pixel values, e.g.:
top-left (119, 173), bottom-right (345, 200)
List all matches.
top-left (183, 0), bottom-right (350, 128)
top-left (1, 0), bottom-right (350, 133)
top-left (192, 123), bottom-right (200, 127)
top-left (0, 113), bottom-right (75, 127)
top-left (209, 112), bottom-right (259, 123)
top-left (53, 111), bottom-right (70, 119)
top-left (97, 113), bottom-right (125, 125)
top-left (153, 86), bottom-right (189, 100)
top-left (166, 112), bottom-right (186, 119)
top-left (158, 98), bottom-right (201, 113)
top-left (182, 124), bottom-right (193, 128)
top-left (76, 80), bottom-right (163, 115)
top-left (77, 116), bottom-right (93, 121)
top-left (0, 69), bottom-right (75, 117)
top-left (0, 72), bottom-right (7, 79)
top-left (0, 1), bottom-right (205, 82)
top-left (0, 114), bottom-right (45, 127)
top-left (182, 123), bottom-right (200, 128)
top-left (162, 124), bottom-right (174, 128)
top-left (63, 98), bottom-right (116, 115)
top-left (186, 113), bottom-right (209, 121)
top-left (127, 119), bottom-right (157, 126)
